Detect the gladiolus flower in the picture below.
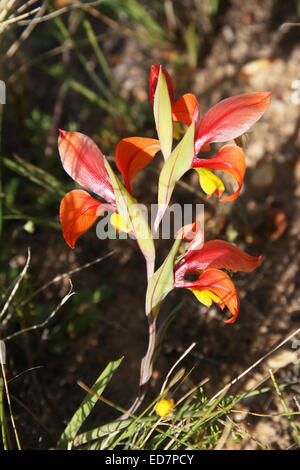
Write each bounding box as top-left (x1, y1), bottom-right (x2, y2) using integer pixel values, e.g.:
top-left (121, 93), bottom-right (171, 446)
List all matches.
top-left (173, 223), bottom-right (261, 323)
top-left (58, 129), bottom-right (119, 248)
top-left (116, 64), bottom-right (271, 204)
top-left (58, 130), bottom-right (145, 249)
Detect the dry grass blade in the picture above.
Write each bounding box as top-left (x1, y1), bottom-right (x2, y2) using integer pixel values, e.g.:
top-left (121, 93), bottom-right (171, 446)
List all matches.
top-left (0, 0), bottom-right (41, 32)
top-left (5, 1), bottom-right (48, 59)
top-left (77, 380), bottom-right (128, 416)
top-left (3, 280), bottom-right (75, 341)
top-left (0, 341), bottom-right (21, 449)
top-left (16, 0), bottom-right (104, 25)
top-left (0, 247), bottom-right (31, 322)
top-left (160, 342), bottom-right (196, 395)
top-left (18, 250), bottom-right (114, 308)
top-left (214, 417), bottom-right (232, 450)
top-left (15, 0), bottom-right (40, 15)
top-left (209, 327), bottom-right (300, 404)
top-left (175, 376), bottom-right (209, 408)
top-left (269, 369), bottom-right (300, 447)
top-left (0, 0), bottom-right (19, 23)
top-left (7, 31), bottom-right (108, 84)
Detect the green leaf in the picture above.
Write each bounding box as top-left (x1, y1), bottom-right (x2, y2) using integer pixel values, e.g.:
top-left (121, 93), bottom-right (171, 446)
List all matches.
top-left (56, 357), bottom-right (123, 449)
top-left (145, 235), bottom-right (182, 317)
top-left (3, 154), bottom-right (65, 197)
top-left (73, 418), bottom-right (134, 448)
top-left (153, 67), bottom-right (173, 162)
top-left (155, 122), bottom-right (195, 231)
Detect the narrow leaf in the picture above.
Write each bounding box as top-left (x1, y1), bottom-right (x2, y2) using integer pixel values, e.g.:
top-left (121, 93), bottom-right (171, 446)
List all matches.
top-left (155, 122), bottom-right (195, 231)
top-left (153, 67), bottom-right (173, 161)
top-left (3, 156), bottom-right (65, 197)
top-left (104, 160), bottom-right (155, 279)
top-left (145, 236), bottom-right (182, 317)
top-left (56, 357), bottom-right (123, 449)
top-left (73, 418), bottom-right (135, 448)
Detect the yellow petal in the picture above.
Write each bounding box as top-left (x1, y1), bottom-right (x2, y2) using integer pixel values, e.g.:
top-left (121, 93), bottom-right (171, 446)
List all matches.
top-left (155, 398), bottom-right (175, 417)
top-left (196, 168), bottom-right (225, 197)
top-left (189, 288), bottom-right (222, 307)
top-left (110, 212), bottom-right (132, 234)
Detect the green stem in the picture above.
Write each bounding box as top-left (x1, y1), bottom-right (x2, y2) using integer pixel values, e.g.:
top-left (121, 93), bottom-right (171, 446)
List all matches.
top-left (54, 15), bottom-right (115, 104)
top-left (83, 18), bottom-right (119, 96)
top-left (0, 104), bottom-right (3, 238)
top-left (139, 313), bottom-right (157, 387)
top-left (120, 311), bottom-right (158, 419)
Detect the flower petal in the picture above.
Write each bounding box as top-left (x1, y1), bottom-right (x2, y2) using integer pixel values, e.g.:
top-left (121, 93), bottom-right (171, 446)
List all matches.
top-left (149, 63), bottom-right (174, 106)
top-left (182, 268), bottom-right (240, 323)
top-left (195, 91), bottom-right (271, 153)
top-left (115, 137), bottom-right (160, 193)
top-left (193, 144), bottom-right (246, 201)
top-left (58, 130), bottom-right (115, 204)
top-left (60, 189), bottom-right (115, 248)
top-left (196, 168), bottom-right (225, 199)
top-left (175, 239), bottom-right (261, 281)
top-left (175, 220), bottom-right (204, 243)
top-left (189, 288), bottom-right (222, 307)
top-left (172, 93), bottom-right (200, 128)
top-left (175, 221), bottom-right (205, 253)
top-left (110, 212), bottom-right (134, 235)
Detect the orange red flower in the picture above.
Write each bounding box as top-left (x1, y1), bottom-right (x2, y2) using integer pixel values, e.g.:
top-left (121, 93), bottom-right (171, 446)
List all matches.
top-left (116, 64), bottom-right (271, 202)
top-left (173, 223), bottom-right (261, 323)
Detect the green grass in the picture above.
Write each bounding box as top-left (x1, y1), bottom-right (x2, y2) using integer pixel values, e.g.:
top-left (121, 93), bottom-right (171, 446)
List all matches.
top-left (51, 348), bottom-right (300, 450)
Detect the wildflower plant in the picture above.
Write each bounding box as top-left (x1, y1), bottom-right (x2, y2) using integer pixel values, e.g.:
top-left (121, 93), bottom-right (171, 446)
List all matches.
top-left (57, 64), bottom-right (270, 416)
